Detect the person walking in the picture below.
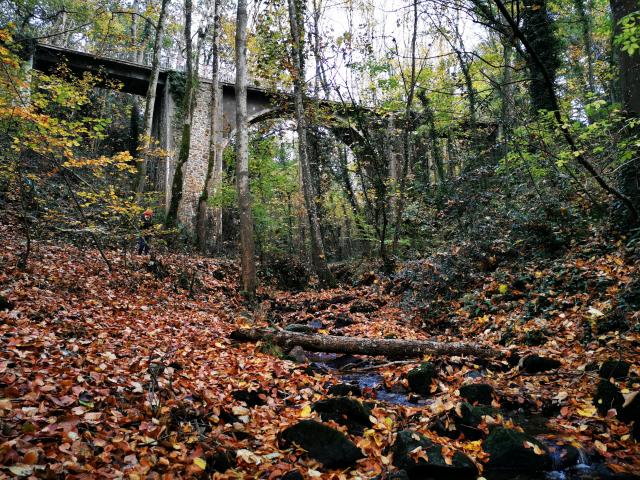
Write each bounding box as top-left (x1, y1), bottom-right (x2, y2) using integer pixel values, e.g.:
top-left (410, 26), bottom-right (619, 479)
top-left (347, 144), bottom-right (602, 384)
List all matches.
top-left (137, 209), bottom-right (154, 255)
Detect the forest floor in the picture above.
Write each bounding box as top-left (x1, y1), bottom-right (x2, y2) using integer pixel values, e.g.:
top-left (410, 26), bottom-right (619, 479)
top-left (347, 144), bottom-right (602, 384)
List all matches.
top-left (1, 219), bottom-right (640, 479)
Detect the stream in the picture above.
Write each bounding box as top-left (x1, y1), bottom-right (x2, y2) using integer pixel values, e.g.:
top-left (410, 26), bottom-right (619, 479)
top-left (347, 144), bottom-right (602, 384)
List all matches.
top-left (308, 355), bottom-right (626, 480)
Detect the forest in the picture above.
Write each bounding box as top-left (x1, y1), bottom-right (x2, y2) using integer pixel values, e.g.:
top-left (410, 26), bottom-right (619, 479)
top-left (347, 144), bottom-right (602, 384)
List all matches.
top-left (0, 0), bottom-right (640, 477)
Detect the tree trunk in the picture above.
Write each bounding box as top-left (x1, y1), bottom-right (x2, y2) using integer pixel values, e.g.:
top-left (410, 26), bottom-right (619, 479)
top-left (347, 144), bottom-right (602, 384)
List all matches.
top-left (611, 0), bottom-right (640, 222)
top-left (230, 328), bottom-right (499, 359)
top-left (287, 0), bottom-right (335, 286)
top-left (165, 0), bottom-right (195, 228)
top-left (521, 0), bottom-right (560, 113)
top-left (492, 0), bottom-right (639, 221)
top-left (498, 40), bottom-right (513, 158)
top-left (135, 0), bottom-right (170, 198)
top-left (196, 0), bottom-right (221, 253)
top-left (575, 0), bottom-right (596, 96)
top-left (235, 0), bottom-right (257, 296)
top-left (392, 0), bottom-right (419, 254)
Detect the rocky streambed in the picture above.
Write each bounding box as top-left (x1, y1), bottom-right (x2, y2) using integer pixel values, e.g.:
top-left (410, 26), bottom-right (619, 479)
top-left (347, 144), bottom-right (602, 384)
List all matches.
top-left (281, 353), bottom-right (639, 480)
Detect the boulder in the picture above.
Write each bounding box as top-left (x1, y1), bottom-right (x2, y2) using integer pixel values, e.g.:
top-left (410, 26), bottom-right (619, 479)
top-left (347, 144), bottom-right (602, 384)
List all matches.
top-left (327, 383), bottom-right (362, 397)
top-left (593, 380), bottom-right (624, 416)
top-left (392, 430), bottom-right (478, 480)
top-left (620, 391), bottom-right (640, 427)
top-left (312, 397), bottom-right (372, 433)
top-left (406, 362), bottom-right (437, 395)
top-left (232, 389), bottom-right (268, 407)
top-left (459, 383), bottom-right (494, 406)
top-left (520, 355), bottom-right (561, 373)
top-left (279, 420), bottom-right (364, 469)
top-left (599, 360), bottom-right (630, 380)
top-left (483, 427), bottom-right (551, 472)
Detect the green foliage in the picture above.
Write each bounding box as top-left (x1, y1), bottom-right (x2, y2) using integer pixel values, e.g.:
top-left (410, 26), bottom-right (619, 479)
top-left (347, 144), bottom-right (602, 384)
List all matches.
top-left (615, 11), bottom-right (640, 55)
top-left (0, 29), bottom-right (141, 248)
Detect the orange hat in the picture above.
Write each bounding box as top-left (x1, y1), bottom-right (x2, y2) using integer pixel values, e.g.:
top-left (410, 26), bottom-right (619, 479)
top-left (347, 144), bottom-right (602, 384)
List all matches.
top-left (144, 209), bottom-right (153, 216)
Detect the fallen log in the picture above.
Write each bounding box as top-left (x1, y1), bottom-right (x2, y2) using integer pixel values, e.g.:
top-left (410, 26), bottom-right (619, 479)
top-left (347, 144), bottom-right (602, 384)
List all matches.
top-left (230, 328), bottom-right (500, 359)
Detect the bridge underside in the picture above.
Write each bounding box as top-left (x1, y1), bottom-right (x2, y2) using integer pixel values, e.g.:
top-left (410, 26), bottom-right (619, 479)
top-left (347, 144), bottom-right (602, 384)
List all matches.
top-left (30, 44), bottom-right (380, 233)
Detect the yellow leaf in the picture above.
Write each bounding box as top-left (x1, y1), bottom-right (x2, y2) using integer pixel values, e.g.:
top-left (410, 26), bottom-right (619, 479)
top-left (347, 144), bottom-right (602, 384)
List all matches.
top-left (300, 405), bottom-right (311, 418)
top-left (594, 440), bottom-right (607, 453)
top-left (193, 457), bottom-right (206, 470)
top-left (577, 405), bottom-right (597, 417)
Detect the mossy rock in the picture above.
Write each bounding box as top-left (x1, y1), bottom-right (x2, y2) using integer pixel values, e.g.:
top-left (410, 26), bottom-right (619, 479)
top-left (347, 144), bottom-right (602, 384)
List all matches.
top-left (312, 397), bottom-right (372, 433)
top-left (406, 362), bottom-right (437, 395)
top-left (599, 360), bottom-right (630, 380)
top-left (520, 355), bottom-right (560, 373)
top-left (459, 383), bottom-right (494, 406)
top-left (483, 427), bottom-right (551, 472)
top-left (279, 420), bottom-right (364, 469)
top-left (593, 380), bottom-right (624, 416)
top-left (392, 430), bottom-right (478, 480)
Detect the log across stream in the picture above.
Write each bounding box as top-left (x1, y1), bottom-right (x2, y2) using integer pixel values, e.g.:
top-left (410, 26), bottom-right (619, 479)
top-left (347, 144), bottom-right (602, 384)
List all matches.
top-left (230, 327), bottom-right (500, 359)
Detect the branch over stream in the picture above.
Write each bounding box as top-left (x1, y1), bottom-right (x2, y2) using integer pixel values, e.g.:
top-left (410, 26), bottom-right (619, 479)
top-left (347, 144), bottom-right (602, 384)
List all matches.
top-left (230, 328), bottom-right (500, 359)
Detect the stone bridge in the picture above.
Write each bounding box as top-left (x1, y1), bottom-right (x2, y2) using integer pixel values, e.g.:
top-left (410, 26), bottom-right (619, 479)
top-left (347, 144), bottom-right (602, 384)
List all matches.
top-left (32, 43), bottom-right (375, 229)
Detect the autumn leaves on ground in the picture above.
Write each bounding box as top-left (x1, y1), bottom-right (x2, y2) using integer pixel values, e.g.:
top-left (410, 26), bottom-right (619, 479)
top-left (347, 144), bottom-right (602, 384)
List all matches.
top-left (1, 219), bottom-right (640, 479)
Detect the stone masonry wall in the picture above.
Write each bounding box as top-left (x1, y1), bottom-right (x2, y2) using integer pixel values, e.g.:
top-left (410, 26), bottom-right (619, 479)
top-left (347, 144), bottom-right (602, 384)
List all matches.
top-left (169, 82), bottom-right (214, 234)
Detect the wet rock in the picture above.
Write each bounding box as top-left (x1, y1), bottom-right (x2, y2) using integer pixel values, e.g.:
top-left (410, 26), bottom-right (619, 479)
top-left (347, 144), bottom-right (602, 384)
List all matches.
top-left (593, 380), bottom-right (624, 416)
top-left (392, 430), bottom-right (478, 480)
top-left (205, 449), bottom-right (236, 474)
top-left (519, 355), bottom-right (561, 373)
top-left (327, 383), bottom-right (362, 397)
top-left (406, 362), bottom-right (437, 395)
top-left (324, 354), bottom-right (362, 369)
top-left (483, 427), bottom-right (551, 473)
top-left (280, 470), bottom-right (303, 480)
top-left (350, 300), bottom-right (377, 314)
top-left (303, 363), bottom-right (328, 376)
top-left (279, 420), bottom-right (364, 468)
top-left (553, 444), bottom-right (582, 470)
top-left (312, 397), bottom-right (372, 433)
top-left (232, 389), bottom-right (268, 407)
top-left (599, 360), bottom-right (630, 380)
top-left (459, 383), bottom-right (494, 406)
